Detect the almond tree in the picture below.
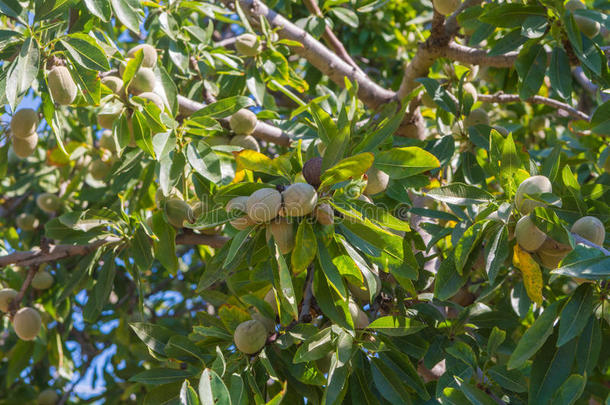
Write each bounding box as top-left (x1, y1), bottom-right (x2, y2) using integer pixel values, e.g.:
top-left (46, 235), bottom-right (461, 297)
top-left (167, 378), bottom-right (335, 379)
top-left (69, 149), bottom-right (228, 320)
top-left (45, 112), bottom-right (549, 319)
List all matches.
top-left (0, 0), bottom-right (608, 403)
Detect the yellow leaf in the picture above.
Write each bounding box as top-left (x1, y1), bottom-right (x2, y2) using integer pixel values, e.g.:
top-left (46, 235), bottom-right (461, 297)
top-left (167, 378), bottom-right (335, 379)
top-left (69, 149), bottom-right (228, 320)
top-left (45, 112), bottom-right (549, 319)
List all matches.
top-left (512, 245), bottom-right (543, 305)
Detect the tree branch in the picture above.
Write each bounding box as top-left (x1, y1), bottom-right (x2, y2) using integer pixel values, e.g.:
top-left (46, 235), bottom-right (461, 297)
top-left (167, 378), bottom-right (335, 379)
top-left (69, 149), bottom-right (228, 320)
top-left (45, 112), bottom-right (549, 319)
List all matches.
top-left (177, 95), bottom-right (291, 147)
top-left (478, 92), bottom-right (591, 121)
top-left (303, 0), bottom-right (365, 76)
top-left (225, 0), bottom-right (395, 109)
top-left (8, 265), bottom-right (37, 315)
top-left (0, 233), bottom-right (229, 268)
top-left (443, 42), bottom-right (518, 68)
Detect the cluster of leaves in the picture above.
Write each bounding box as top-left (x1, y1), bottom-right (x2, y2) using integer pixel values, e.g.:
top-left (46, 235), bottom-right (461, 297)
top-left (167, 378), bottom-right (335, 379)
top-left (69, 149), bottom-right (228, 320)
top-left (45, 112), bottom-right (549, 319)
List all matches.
top-left (0, 0), bottom-right (608, 404)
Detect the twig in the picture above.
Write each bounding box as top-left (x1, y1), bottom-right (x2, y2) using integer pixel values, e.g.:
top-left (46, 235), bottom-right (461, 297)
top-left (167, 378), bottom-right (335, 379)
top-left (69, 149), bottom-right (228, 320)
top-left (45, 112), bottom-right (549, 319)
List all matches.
top-left (298, 266), bottom-right (314, 323)
top-left (0, 233), bottom-right (229, 268)
top-left (177, 95), bottom-right (291, 147)
top-left (303, 0), bottom-right (365, 76)
top-left (478, 92), bottom-right (591, 121)
top-left (9, 265), bottom-right (37, 315)
top-left (572, 233), bottom-right (609, 256)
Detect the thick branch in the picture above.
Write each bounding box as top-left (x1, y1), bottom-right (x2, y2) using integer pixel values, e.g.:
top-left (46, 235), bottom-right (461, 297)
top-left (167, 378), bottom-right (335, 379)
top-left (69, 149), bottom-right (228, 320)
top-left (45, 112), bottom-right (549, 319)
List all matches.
top-left (227, 0), bottom-right (395, 108)
top-left (177, 95), bottom-right (291, 147)
top-left (303, 0), bottom-right (365, 76)
top-left (0, 233), bottom-right (229, 268)
top-left (478, 92), bottom-right (591, 121)
top-left (444, 42), bottom-right (518, 68)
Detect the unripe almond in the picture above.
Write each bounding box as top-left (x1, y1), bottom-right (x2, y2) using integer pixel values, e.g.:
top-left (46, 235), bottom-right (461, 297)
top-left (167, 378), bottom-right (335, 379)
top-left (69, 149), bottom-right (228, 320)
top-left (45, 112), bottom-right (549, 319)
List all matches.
top-left (32, 270), bottom-right (54, 290)
top-left (303, 157), bottom-right (322, 188)
top-left (165, 199), bottom-right (194, 228)
top-left (90, 159), bottom-right (111, 181)
top-left (48, 66), bottom-right (77, 105)
top-left (571, 216), bottom-right (605, 246)
top-left (230, 135), bottom-right (260, 151)
top-left (364, 167), bottom-right (389, 196)
top-left (515, 175), bottom-right (552, 214)
top-left (536, 237), bottom-right (571, 269)
top-left (137, 92), bottom-right (164, 110)
top-left (530, 116), bottom-right (549, 132)
top-left (246, 188), bottom-right (282, 223)
top-left (264, 289), bottom-right (278, 314)
top-left (155, 187), bottom-right (182, 209)
top-left (12, 133), bottom-right (38, 158)
top-left (16, 213), bottom-right (39, 231)
top-left (348, 300), bottom-right (369, 329)
top-left (229, 109), bottom-right (258, 135)
top-left (266, 218), bottom-right (295, 254)
top-left (566, 0), bottom-right (600, 38)
top-left (13, 307), bottom-right (42, 341)
top-left (433, 0), bottom-right (460, 16)
top-left (233, 319), bottom-right (267, 354)
top-left (226, 196), bottom-right (256, 230)
top-left (37, 388), bottom-right (59, 405)
top-left (10, 109), bottom-right (39, 138)
top-left (464, 108), bottom-right (489, 128)
top-left (127, 44), bottom-right (158, 68)
top-left (282, 183), bottom-right (318, 216)
top-left (99, 130), bottom-right (116, 152)
top-left (36, 193), bottom-right (61, 213)
top-left (314, 203), bottom-right (334, 225)
top-left (515, 215), bottom-right (547, 252)
top-left (0, 288), bottom-right (18, 312)
top-left (235, 34), bottom-right (262, 57)
top-left (348, 272), bottom-right (381, 303)
top-left (101, 76), bottom-right (124, 95)
top-left (130, 68), bottom-right (155, 94)
top-left (97, 103), bottom-right (123, 130)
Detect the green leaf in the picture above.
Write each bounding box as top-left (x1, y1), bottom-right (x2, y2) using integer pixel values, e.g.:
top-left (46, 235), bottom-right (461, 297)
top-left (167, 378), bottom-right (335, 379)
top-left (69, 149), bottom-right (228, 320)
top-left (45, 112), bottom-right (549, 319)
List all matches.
top-left (132, 110), bottom-right (156, 158)
top-left (291, 220), bottom-right (317, 273)
top-left (198, 369), bottom-right (231, 405)
top-left (426, 183), bottom-right (493, 205)
top-left (131, 226), bottom-right (153, 270)
top-left (187, 141), bottom-right (222, 183)
top-left (529, 333), bottom-right (577, 405)
top-left (453, 377), bottom-right (496, 405)
top-left (487, 365), bottom-right (527, 392)
top-left (110, 0), bottom-right (142, 33)
top-left (454, 221), bottom-right (487, 275)
top-left (224, 228), bottom-right (252, 266)
top-left (319, 153), bottom-right (374, 190)
top-left (549, 48), bottom-right (572, 101)
top-left (487, 326), bottom-right (506, 357)
top-left (165, 335), bottom-right (208, 363)
top-left (190, 96), bottom-right (255, 119)
top-left (370, 358), bottom-right (413, 404)
top-left (130, 368), bottom-right (197, 384)
top-left (294, 328), bottom-right (334, 363)
top-left (152, 211), bottom-right (179, 274)
top-left (590, 100), bottom-right (610, 135)
top-left (507, 301), bottom-right (560, 370)
top-left (6, 340), bottom-right (34, 387)
top-left (180, 380), bottom-right (201, 405)
top-left (552, 245), bottom-right (610, 279)
top-left (83, 0), bottom-right (111, 21)
top-left (485, 225), bottom-right (509, 283)
top-left (330, 7), bottom-right (359, 28)
top-left (269, 238), bottom-right (299, 320)
top-left (366, 316), bottom-right (425, 336)
top-left (61, 33), bottom-right (111, 71)
top-left (557, 284), bottom-right (593, 347)
top-left (446, 341), bottom-right (477, 371)
top-left (378, 350), bottom-right (429, 400)
top-left (417, 78), bottom-right (457, 114)
top-left (575, 315), bottom-right (601, 375)
top-left (516, 44), bottom-right (547, 99)
top-left (479, 3), bottom-right (547, 28)
top-left (129, 322), bottom-right (174, 356)
top-left (434, 252), bottom-right (468, 301)
top-left (374, 147), bottom-right (439, 179)
top-left (317, 238), bottom-right (347, 299)
top-left (340, 219), bottom-right (403, 260)
top-left (552, 374), bottom-right (586, 405)
top-left (5, 37), bottom-right (39, 110)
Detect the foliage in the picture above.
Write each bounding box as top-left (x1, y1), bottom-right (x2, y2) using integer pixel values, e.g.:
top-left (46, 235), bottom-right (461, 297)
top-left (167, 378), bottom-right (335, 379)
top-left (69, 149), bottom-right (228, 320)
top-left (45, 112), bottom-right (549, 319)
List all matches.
top-left (0, 0), bottom-right (608, 404)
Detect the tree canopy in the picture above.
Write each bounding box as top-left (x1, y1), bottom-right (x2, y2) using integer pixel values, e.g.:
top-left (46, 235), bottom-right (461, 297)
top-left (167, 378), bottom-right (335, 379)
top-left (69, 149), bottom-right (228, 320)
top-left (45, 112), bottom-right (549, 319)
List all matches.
top-left (0, 0), bottom-right (609, 404)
